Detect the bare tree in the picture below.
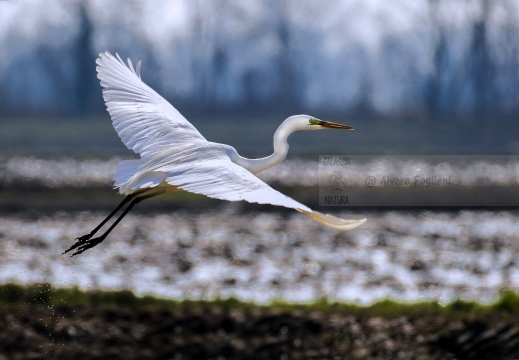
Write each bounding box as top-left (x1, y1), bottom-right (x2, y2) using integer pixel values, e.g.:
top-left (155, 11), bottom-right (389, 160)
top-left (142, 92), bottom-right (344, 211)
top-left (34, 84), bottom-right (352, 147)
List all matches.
top-left (425, 0), bottom-right (451, 117)
top-left (466, 0), bottom-right (494, 117)
top-left (73, 3), bottom-right (98, 114)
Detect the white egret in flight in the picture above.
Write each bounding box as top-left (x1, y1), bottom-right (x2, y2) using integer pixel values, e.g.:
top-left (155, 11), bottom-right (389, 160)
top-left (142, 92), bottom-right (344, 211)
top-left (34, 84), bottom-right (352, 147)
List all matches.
top-left (64, 52), bottom-right (366, 256)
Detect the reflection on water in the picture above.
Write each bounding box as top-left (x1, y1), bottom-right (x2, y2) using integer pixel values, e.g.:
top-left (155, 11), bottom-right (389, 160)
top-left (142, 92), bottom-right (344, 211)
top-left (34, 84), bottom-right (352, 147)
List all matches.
top-left (1, 209), bottom-right (518, 304)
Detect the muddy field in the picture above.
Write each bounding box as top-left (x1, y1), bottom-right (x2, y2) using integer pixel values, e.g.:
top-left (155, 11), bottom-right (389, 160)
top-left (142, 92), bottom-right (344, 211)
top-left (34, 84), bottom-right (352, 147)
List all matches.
top-left (3, 158), bottom-right (519, 358)
top-left (3, 203), bottom-right (519, 359)
top-left (2, 206), bottom-right (519, 305)
top-left (3, 294), bottom-right (519, 360)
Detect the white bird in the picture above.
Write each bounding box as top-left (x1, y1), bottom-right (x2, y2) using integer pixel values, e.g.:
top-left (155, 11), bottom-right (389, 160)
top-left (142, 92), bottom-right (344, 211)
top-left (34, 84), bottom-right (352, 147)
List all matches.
top-left (64, 51), bottom-right (366, 256)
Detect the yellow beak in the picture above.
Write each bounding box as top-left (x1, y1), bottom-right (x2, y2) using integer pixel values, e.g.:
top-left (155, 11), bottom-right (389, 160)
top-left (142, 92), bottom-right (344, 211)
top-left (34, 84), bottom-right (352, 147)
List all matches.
top-left (320, 120), bottom-right (354, 130)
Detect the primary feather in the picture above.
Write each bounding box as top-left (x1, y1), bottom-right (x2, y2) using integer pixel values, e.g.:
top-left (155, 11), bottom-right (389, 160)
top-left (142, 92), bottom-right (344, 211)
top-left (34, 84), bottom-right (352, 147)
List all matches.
top-left (96, 52), bottom-right (206, 159)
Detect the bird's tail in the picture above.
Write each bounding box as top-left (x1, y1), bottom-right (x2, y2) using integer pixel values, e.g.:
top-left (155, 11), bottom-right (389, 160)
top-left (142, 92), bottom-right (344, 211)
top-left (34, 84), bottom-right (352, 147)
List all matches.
top-left (113, 159), bottom-right (167, 195)
top-left (114, 159), bottom-right (141, 190)
top-left (299, 209), bottom-right (366, 231)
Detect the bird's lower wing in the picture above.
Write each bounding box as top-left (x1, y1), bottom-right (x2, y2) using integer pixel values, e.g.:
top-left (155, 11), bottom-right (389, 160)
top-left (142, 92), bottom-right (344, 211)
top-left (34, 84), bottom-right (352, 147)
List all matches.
top-left (159, 156), bottom-right (309, 211)
top-left (154, 154), bottom-right (366, 231)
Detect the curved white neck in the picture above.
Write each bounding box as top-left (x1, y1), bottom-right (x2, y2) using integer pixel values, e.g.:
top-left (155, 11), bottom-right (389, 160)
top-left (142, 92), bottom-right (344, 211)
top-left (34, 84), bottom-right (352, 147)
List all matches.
top-left (230, 119), bottom-right (305, 174)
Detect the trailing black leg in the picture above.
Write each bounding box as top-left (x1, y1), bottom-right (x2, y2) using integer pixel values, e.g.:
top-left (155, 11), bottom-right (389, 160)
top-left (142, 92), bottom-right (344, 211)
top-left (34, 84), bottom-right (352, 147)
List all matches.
top-left (73, 188), bottom-right (151, 244)
top-left (64, 188), bottom-right (168, 256)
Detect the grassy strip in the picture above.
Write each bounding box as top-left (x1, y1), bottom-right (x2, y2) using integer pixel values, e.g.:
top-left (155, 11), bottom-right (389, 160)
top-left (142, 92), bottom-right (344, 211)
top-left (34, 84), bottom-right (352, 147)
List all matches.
top-left (1, 283), bottom-right (519, 317)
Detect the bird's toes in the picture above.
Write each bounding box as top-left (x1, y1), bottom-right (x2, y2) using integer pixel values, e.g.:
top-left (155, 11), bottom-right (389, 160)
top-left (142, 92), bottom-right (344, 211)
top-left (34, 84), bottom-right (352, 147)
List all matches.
top-left (75, 233), bottom-right (93, 242)
top-left (63, 242), bottom-right (81, 255)
top-left (62, 233), bottom-right (95, 255)
top-left (70, 237), bottom-right (105, 257)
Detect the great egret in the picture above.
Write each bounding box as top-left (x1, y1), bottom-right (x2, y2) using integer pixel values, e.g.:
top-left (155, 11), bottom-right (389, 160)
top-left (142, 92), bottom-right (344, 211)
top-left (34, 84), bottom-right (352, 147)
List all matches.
top-left (64, 51), bottom-right (366, 256)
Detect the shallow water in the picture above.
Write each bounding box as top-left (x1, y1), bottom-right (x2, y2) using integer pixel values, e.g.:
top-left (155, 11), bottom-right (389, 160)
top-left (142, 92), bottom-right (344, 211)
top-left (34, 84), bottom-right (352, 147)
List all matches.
top-left (1, 208), bottom-right (518, 305)
top-left (2, 156), bottom-right (519, 304)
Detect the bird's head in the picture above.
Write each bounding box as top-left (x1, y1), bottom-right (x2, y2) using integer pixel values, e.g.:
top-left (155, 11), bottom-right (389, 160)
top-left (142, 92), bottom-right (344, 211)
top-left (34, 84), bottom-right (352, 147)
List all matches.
top-left (285, 114), bottom-right (354, 132)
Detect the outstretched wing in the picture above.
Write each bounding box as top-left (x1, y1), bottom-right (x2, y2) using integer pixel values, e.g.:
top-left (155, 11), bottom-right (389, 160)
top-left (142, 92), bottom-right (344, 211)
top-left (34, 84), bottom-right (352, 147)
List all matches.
top-left (135, 145), bottom-right (366, 231)
top-left (170, 158), bottom-right (311, 211)
top-left (129, 143), bottom-right (310, 211)
top-left (96, 51), bottom-right (206, 159)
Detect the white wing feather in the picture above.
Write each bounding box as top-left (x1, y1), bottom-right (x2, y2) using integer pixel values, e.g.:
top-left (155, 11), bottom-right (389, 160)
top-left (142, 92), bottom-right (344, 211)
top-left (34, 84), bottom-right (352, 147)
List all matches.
top-left (98, 51), bottom-right (366, 231)
top-left (96, 51), bottom-right (206, 159)
top-left (129, 143), bottom-right (365, 231)
top-left (160, 157), bottom-right (367, 230)
top-left (119, 142), bottom-right (311, 212)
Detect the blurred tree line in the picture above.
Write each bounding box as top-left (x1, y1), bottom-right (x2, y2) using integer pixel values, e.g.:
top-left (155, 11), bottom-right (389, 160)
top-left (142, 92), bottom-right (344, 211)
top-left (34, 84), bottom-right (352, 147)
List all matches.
top-left (1, 0), bottom-right (519, 120)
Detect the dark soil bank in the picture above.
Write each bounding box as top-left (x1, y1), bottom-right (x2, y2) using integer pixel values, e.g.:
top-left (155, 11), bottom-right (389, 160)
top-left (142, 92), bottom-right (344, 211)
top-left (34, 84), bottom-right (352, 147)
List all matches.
top-left (2, 303), bottom-right (519, 360)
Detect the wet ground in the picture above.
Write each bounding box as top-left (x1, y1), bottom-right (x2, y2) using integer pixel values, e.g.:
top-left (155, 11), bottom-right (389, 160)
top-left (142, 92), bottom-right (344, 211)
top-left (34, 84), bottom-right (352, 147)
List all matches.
top-left (2, 207), bottom-right (519, 305)
top-left (3, 157), bottom-right (519, 358)
top-left (4, 204), bottom-right (519, 358)
top-left (3, 297), bottom-right (519, 359)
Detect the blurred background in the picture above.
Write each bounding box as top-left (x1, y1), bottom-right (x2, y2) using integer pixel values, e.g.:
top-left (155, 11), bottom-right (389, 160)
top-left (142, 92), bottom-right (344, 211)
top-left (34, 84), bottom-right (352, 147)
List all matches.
top-left (2, 0), bottom-right (519, 306)
top-left (2, 0), bottom-right (519, 155)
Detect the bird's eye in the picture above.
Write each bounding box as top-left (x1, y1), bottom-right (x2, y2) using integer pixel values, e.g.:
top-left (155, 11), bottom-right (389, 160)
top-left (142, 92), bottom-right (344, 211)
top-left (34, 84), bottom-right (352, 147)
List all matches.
top-left (309, 119), bottom-right (321, 125)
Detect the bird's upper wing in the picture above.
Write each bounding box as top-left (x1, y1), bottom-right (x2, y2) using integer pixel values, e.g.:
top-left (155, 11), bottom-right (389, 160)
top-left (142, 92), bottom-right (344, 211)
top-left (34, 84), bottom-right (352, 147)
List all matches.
top-left (96, 51), bottom-right (206, 159)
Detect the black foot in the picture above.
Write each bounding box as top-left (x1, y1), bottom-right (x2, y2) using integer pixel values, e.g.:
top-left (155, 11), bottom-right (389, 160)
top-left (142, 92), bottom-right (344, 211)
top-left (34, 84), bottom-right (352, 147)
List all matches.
top-left (62, 233), bottom-right (93, 255)
top-left (71, 236), bottom-right (105, 256)
top-left (63, 235), bottom-right (105, 256)
top-left (76, 233), bottom-right (94, 242)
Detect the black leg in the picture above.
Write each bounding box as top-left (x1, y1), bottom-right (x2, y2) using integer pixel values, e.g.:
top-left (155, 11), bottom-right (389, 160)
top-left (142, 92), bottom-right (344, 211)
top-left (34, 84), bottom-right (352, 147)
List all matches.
top-left (74, 188), bottom-right (151, 244)
top-left (64, 188), bottom-right (168, 256)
